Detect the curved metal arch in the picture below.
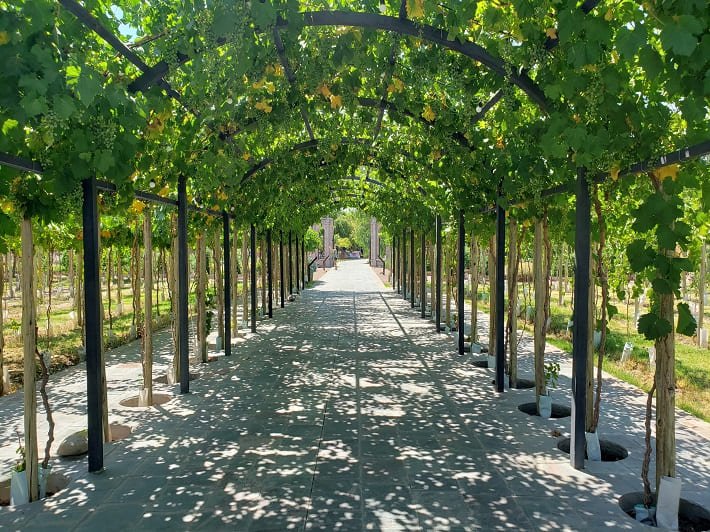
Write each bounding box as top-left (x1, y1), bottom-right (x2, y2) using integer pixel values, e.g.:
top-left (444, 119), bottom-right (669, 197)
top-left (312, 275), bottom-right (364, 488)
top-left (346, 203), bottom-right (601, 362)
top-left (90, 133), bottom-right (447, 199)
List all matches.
top-left (129, 10), bottom-right (548, 112)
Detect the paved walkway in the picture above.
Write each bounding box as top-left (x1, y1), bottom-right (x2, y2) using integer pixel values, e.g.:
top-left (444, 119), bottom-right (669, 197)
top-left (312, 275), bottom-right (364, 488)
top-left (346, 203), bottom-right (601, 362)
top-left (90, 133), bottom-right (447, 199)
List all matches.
top-left (0, 259), bottom-right (708, 531)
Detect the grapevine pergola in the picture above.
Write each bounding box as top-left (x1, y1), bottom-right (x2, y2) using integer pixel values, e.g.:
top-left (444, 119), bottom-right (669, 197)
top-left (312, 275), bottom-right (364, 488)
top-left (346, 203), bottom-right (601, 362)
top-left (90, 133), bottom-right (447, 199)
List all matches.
top-left (0, 0), bottom-right (708, 507)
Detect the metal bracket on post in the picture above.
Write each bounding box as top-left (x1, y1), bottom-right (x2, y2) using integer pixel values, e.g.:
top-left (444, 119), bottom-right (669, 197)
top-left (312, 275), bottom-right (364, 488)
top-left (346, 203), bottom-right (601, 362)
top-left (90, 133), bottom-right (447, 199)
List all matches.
top-left (458, 210), bottom-right (465, 356)
top-left (435, 215), bottom-right (442, 333)
top-left (571, 167), bottom-right (590, 470)
top-left (495, 199), bottom-right (506, 392)
top-left (82, 177), bottom-right (104, 473)
top-left (177, 175), bottom-right (189, 392)
top-left (250, 224), bottom-right (257, 333)
top-left (267, 229), bottom-right (273, 317)
top-left (223, 213), bottom-right (231, 356)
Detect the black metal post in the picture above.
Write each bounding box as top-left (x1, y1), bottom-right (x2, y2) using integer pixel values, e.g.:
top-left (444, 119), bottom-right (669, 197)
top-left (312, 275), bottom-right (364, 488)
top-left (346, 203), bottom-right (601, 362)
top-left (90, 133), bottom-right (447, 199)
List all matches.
top-left (178, 175), bottom-right (189, 394)
top-left (571, 167), bottom-right (590, 470)
top-left (250, 224), bottom-right (257, 333)
top-left (495, 200), bottom-right (506, 392)
top-left (421, 231), bottom-right (426, 319)
top-left (279, 230), bottom-right (285, 308)
top-left (458, 210), bottom-right (465, 356)
top-left (82, 177), bottom-right (103, 473)
top-left (410, 228), bottom-right (415, 308)
top-left (267, 229), bottom-right (273, 318)
top-left (435, 215), bottom-right (442, 333)
top-left (223, 213), bottom-right (231, 356)
top-left (288, 230), bottom-right (293, 296)
top-left (402, 228), bottom-right (407, 300)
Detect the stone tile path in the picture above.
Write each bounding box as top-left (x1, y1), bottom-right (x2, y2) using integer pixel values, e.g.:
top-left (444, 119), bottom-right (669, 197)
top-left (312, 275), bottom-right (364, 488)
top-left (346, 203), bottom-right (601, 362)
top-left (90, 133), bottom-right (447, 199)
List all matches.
top-left (0, 259), bottom-right (708, 531)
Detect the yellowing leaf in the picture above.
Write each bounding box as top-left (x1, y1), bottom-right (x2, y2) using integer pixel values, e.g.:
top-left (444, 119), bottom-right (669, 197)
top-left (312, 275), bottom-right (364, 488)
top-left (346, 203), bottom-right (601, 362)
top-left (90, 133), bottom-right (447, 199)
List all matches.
top-left (274, 63), bottom-right (284, 77)
top-left (653, 164), bottom-right (679, 181)
top-left (130, 200), bottom-right (145, 215)
top-left (255, 100), bottom-right (272, 113)
top-left (495, 136), bottom-right (505, 149)
top-left (545, 27), bottom-right (557, 39)
top-left (100, 230), bottom-right (111, 239)
top-left (387, 77), bottom-right (405, 94)
top-left (330, 94), bottom-right (342, 109)
top-left (610, 165), bottom-right (620, 181)
top-left (242, 152), bottom-right (251, 161)
top-left (604, 8), bottom-right (613, 21)
top-left (252, 79), bottom-right (265, 90)
top-left (265, 64), bottom-right (275, 76)
top-left (407, 0), bottom-right (424, 19)
top-left (0, 31), bottom-right (9, 45)
top-left (264, 81), bottom-right (276, 94)
top-left (421, 104), bottom-right (436, 122)
top-left (159, 186), bottom-right (170, 196)
top-left (317, 84), bottom-right (332, 99)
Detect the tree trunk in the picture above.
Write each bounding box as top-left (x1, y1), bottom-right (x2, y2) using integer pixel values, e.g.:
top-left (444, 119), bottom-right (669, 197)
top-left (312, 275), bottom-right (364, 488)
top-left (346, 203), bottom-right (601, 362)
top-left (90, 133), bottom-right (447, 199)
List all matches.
top-left (107, 247), bottom-right (113, 331)
top-left (131, 223), bottom-right (141, 337)
top-left (76, 250), bottom-right (84, 330)
top-left (167, 214), bottom-right (180, 383)
top-left (116, 250), bottom-right (123, 315)
top-left (699, 240), bottom-right (706, 345)
top-left (231, 225), bottom-right (238, 336)
top-left (0, 253), bottom-right (4, 396)
top-left (21, 218), bottom-right (39, 502)
top-left (445, 242), bottom-right (452, 329)
top-left (242, 230), bottom-right (249, 323)
top-left (488, 235), bottom-right (496, 355)
top-left (68, 248), bottom-right (75, 299)
top-left (558, 241), bottom-right (565, 306)
top-left (214, 232), bottom-right (224, 342)
top-left (507, 219), bottom-right (519, 385)
top-left (534, 219), bottom-right (546, 400)
top-left (260, 238), bottom-right (266, 315)
top-left (591, 188), bottom-right (609, 432)
top-left (470, 235), bottom-right (479, 343)
top-left (142, 209), bottom-right (153, 405)
top-left (585, 252), bottom-right (595, 432)
top-left (196, 232), bottom-right (207, 362)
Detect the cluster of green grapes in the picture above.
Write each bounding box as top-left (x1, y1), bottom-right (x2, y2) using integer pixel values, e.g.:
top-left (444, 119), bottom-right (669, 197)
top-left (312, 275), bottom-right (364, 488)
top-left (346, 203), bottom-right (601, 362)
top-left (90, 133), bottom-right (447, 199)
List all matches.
top-left (87, 114), bottom-right (118, 152)
top-left (581, 73), bottom-right (604, 115)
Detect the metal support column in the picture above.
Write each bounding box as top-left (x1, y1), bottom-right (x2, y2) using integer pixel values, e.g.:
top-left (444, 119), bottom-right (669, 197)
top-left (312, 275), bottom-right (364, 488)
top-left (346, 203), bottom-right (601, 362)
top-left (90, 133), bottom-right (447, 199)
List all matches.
top-left (267, 229), bottom-right (273, 318)
top-left (223, 213), bottom-right (231, 356)
top-left (458, 210), bottom-right (465, 356)
top-left (250, 224), bottom-right (257, 333)
top-left (435, 215), bottom-right (442, 333)
top-left (495, 200), bottom-right (506, 392)
top-left (410, 229), bottom-right (415, 308)
top-left (178, 175), bottom-right (189, 394)
top-left (82, 177), bottom-right (103, 473)
top-left (279, 230), bottom-right (285, 308)
top-left (421, 232), bottom-right (427, 318)
top-left (571, 167), bottom-right (590, 470)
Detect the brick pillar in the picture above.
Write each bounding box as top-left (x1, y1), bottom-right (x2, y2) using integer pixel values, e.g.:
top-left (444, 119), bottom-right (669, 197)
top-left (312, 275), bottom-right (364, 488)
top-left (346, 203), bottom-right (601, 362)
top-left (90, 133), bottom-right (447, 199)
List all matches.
top-left (321, 217), bottom-right (334, 267)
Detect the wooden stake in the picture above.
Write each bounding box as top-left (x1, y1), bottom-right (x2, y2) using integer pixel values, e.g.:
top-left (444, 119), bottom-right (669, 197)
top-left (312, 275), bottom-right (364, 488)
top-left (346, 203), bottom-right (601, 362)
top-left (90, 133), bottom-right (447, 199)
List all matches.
top-left (196, 232), bottom-right (207, 362)
top-left (533, 219), bottom-right (546, 400)
top-left (21, 218), bottom-right (39, 502)
top-left (142, 208), bottom-right (153, 405)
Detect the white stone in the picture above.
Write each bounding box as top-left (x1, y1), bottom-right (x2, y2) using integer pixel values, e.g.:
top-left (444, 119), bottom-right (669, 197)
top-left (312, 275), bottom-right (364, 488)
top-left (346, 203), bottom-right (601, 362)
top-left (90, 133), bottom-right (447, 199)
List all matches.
top-left (57, 430), bottom-right (88, 457)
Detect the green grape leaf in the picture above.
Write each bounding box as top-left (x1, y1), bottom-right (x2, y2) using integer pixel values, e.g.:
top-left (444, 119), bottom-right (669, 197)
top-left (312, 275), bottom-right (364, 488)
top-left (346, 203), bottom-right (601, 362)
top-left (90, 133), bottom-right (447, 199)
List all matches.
top-left (676, 302), bottom-right (697, 337)
top-left (76, 70), bottom-right (102, 107)
top-left (651, 277), bottom-right (673, 294)
top-left (607, 303), bottom-right (619, 320)
top-left (53, 95), bottom-right (76, 120)
top-left (637, 312), bottom-right (672, 340)
top-left (660, 15), bottom-right (702, 56)
top-left (626, 239), bottom-right (655, 272)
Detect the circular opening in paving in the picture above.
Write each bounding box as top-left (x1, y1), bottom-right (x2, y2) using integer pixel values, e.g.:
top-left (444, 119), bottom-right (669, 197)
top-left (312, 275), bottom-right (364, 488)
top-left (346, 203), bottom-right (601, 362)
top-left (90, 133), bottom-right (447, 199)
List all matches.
top-left (556, 437), bottom-right (628, 462)
top-left (119, 393), bottom-right (172, 408)
top-left (153, 372), bottom-right (198, 385)
top-left (619, 492), bottom-right (710, 531)
top-left (513, 378), bottom-right (535, 389)
top-left (0, 472), bottom-right (70, 507)
top-left (517, 402), bottom-right (571, 418)
top-left (471, 359), bottom-right (489, 368)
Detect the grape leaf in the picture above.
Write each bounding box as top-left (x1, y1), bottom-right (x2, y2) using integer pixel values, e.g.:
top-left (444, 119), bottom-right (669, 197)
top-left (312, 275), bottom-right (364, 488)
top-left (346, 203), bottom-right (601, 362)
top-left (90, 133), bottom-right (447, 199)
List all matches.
top-left (637, 313), bottom-right (672, 340)
top-left (676, 302), bottom-right (697, 337)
